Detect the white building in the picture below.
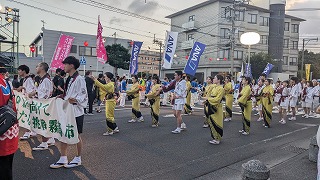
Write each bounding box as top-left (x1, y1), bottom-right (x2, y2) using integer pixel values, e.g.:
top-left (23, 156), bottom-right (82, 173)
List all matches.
top-left (162, 0), bottom-right (305, 82)
top-left (28, 28), bottom-right (132, 76)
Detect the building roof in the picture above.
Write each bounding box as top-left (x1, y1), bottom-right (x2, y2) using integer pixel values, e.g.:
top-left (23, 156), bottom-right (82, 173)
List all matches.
top-left (30, 32), bottom-right (43, 45)
top-left (165, 0), bottom-right (305, 22)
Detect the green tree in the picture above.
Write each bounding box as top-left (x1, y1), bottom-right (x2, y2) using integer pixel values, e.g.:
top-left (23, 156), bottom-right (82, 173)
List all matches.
top-left (106, 44), bottom-right (131, 75)
top-left (298, 50), bottom-right (320, 79)
top-left (249, 52), bottom-right (274, 79)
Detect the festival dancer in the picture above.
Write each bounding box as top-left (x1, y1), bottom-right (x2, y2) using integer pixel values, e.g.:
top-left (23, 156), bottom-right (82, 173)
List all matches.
top-left (145, 75), bottom-right (161, 127)
top-left (238, 77), bottom-right (252, 135)
top-left (301, 81), bottom-right (314, 118)
top-left (279, 80), bottom-right (290, 124)
top-left (206, 75), bottom-right (224, 144)
top-left (288, 77), bottom-right (300, 121)
top-left (127, 75), bottom-right (144, 123)
top-left (224, 75), bottom-right (233, 122)
top-left (202, 76), bottom-right (214, 128)
top-left (184, 75), bottom-right (193, 115)
top-left (311, 79), bottom-right (320, 116)
top-left (261, 78), bottom-right (274, 128)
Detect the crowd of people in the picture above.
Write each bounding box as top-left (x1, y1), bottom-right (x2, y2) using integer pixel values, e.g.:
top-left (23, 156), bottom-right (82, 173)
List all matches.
top-left (1, 55), bottom-right (320, 179)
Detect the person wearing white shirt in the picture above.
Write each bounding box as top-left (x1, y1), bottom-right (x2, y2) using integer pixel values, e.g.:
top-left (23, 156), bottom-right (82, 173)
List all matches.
top-left (301, 81), bottom-right (314, 118)
top-left (50, 56), bottom-right (88, 169)
top-left (288, 77), bottom-right (300, 121)
top-left (312, 79), bottom-right (320, 115)
top-left (31, 62), bottom-right (55, 151)
top-left (17, 65), bottom-right (37, 140)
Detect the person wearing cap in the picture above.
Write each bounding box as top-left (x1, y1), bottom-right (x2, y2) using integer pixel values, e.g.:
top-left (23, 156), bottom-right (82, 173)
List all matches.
top-left (312, 79), bottom-right (320, 116)
top-left (184, 75), bottom-right (193, 115)
top-left (279, 80), bottom-right (290, 124)
top-left (50, 56), bottom-right (88, 169)
top-left (127, 75), bottom-right (144, 123)
top-left (145, 75), bottom-right (161, 127)
top-left (92, 72), bottom-right (119, 136)
top-left (0, 66), bottom-right (18, 180)
top-left (31, 62), bottom-right (55, 151)
top-left (261, 78), bottom-right (274, 128)
top-left (238, 76), bottom-right (252, 135)
top-left (224, 75), bottom-right (233, 122)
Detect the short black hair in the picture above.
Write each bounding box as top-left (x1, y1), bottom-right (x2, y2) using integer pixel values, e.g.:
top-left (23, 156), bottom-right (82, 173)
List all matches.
top-left (55, 68), bottom-right (62, 74)
top-left (98, 73), bottom-right (104, 79)
top-left (60, 70), bottom-right (66, 77)
top-left (62, 56), bottom-right (80, 70)
top-left (39, 62), bottom-right (49, 72)
top-left (152, 75), bottom-right (160, 84)
top-left (30, 74), bottom-right (35, 79)
top-left (175, 71), bottom-right (183, 77)
top-left (85, 71), bottom-right (91, 76)
top-left (0, 67), bottom-right (8, 74)
top-left (245, 77), bottom-right (251, 84)
top-left (192, 77), bottom-right (197, 81)
top-left (18, 65), bottom-right (30, 74)
top-left (132, 75), bottom-right (138, 80)
top-left (105, 72), bottom-right (114, 79)
top-left (14, 74), bottom-right (18, 79)
top-left (215, 74), bottom-right (224, 84)
top-left (261, 73), bottom-right (267, 77)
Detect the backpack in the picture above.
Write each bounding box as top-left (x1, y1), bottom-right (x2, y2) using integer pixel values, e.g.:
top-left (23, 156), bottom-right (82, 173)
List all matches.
top-left (0, 81), bottom-right (17, 136)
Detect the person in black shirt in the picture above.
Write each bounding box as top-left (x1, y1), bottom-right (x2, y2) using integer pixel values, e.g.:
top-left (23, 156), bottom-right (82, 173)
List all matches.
top-left (52, 68), bottom-right (62, 97)
top-left (12, 75), bottom-right (20, 89)
top-left (84, 71), bottom-right (95, 115)
top-left (55, 70), bottom-right (66, 96)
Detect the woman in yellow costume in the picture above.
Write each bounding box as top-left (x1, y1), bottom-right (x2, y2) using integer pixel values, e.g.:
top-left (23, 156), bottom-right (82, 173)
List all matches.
top-left (184, 75), bottom-right (193, 115)
top-left (145, 75), bottom-right (161, 127)
top-left (206, 75), bottom-right (224, 145)
top-left (92, 72), bottom-right (119, 136)
top-left (202, 76), bottom-right (214, 128)
top-left (237, 76), bottom-right (252, 135)
top-left (262, 78), bottom-right (274, 128)
top-left (127, 75), bottom-right (144, 123)
top-left (224, 75), bottom-right (233, 122)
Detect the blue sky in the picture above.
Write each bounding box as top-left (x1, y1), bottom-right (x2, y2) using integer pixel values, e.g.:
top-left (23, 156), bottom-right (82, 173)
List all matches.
top-left (0, 0), bottom-right (319, 52)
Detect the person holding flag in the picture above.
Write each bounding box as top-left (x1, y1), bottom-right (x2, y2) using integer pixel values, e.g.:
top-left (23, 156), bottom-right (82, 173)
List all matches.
top-left (184, 75), bottom-right (193, 115)
top-left (261, 78), bottom-right (274, 128)
top-left (224, 75), bottom-right (233, 122)
top-left (145, 75), bottom-right (161, 127)
top-left (206, 75), bottom-right (225, 144)
top-left (238, 77), bottom-right (252, 135)
top-left (127, 75), bottom-right (144, 123)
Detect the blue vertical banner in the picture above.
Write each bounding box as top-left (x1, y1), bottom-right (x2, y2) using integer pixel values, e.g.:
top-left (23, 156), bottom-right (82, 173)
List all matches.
top-left (184, 42), bottom-right (206, 76)
top-left (129, 41), bottom-right (143, 75)
top-left (245, 63), bottom-right (252, 78)
top-left (262, 63), bottom-right (274, 77)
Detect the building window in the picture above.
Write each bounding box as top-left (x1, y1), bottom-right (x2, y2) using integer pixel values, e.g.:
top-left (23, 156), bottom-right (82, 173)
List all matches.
top-left (292, 24), bottom-right (299, 33)
top-left (187, 34), bottom-right (194, 41)
top-left (260, 35), bottom-right (268, 45)
top-left (70, 45), bottom-right (77, 53)
top-left (283, 56), bottom-right (288, 65)
top-left (220, 28), bottom-right (230, 39)
top-left (221, 7), bottom-right (231, 18)
top-left (219, 50), bottom-right (230, 59)
top-left (284, 22), bottom-right (290, 31)
top-left (79, 46), bottom-right (96, 57)
top-left (248, 14), bottom-right (257, 24)
top-left (237, 30), bottom-right (244, 39)
top-left (292, 41), bottom-right (298, 49)
top-left (289, 57), bottom-right (297, 65)
top-left (234, 50), bottom-right (243, 60)
top-left (235, 10), bottom-right (244, 21)
top-left (283, 39), bottom-right (289, 48)
top-left (261, 17), bottom-right (269, 26)
top-left (189, 15), bottom-right (195, 22)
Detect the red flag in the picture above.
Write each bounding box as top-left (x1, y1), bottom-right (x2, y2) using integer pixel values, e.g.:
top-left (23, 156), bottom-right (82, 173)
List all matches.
top-left (96, 16), bottom-right (107, 64)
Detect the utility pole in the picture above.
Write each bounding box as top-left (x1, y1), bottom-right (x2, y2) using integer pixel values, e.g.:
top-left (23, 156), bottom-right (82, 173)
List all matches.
top-left (301, 38), bottom-right (318, 79)
top-left (153, 34), bottom-right (162, 77)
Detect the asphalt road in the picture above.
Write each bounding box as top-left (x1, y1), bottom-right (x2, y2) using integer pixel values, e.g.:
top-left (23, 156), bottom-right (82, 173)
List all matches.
top-left (14, 103), bottom-right (319, 180)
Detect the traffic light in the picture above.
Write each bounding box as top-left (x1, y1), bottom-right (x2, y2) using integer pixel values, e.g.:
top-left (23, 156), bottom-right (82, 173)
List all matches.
top-left (30, 46), bottom-right (35, 52)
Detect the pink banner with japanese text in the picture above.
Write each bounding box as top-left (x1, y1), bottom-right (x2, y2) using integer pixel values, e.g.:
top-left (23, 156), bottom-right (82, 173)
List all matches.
top-left (96, 16), bottom-right (108, 64)
top-left (50, 34), bottom-right (75, 70)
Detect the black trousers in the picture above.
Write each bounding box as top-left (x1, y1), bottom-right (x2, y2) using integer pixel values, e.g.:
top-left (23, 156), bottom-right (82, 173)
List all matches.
top-left (0, 153), bottom-right (14, 180)
top-left (85, 93), bottom-right (95, 113)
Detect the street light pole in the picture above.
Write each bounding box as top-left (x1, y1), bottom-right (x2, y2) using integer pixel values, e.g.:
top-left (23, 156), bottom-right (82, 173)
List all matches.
top-left (301, 38), bottom-right (318, 79)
